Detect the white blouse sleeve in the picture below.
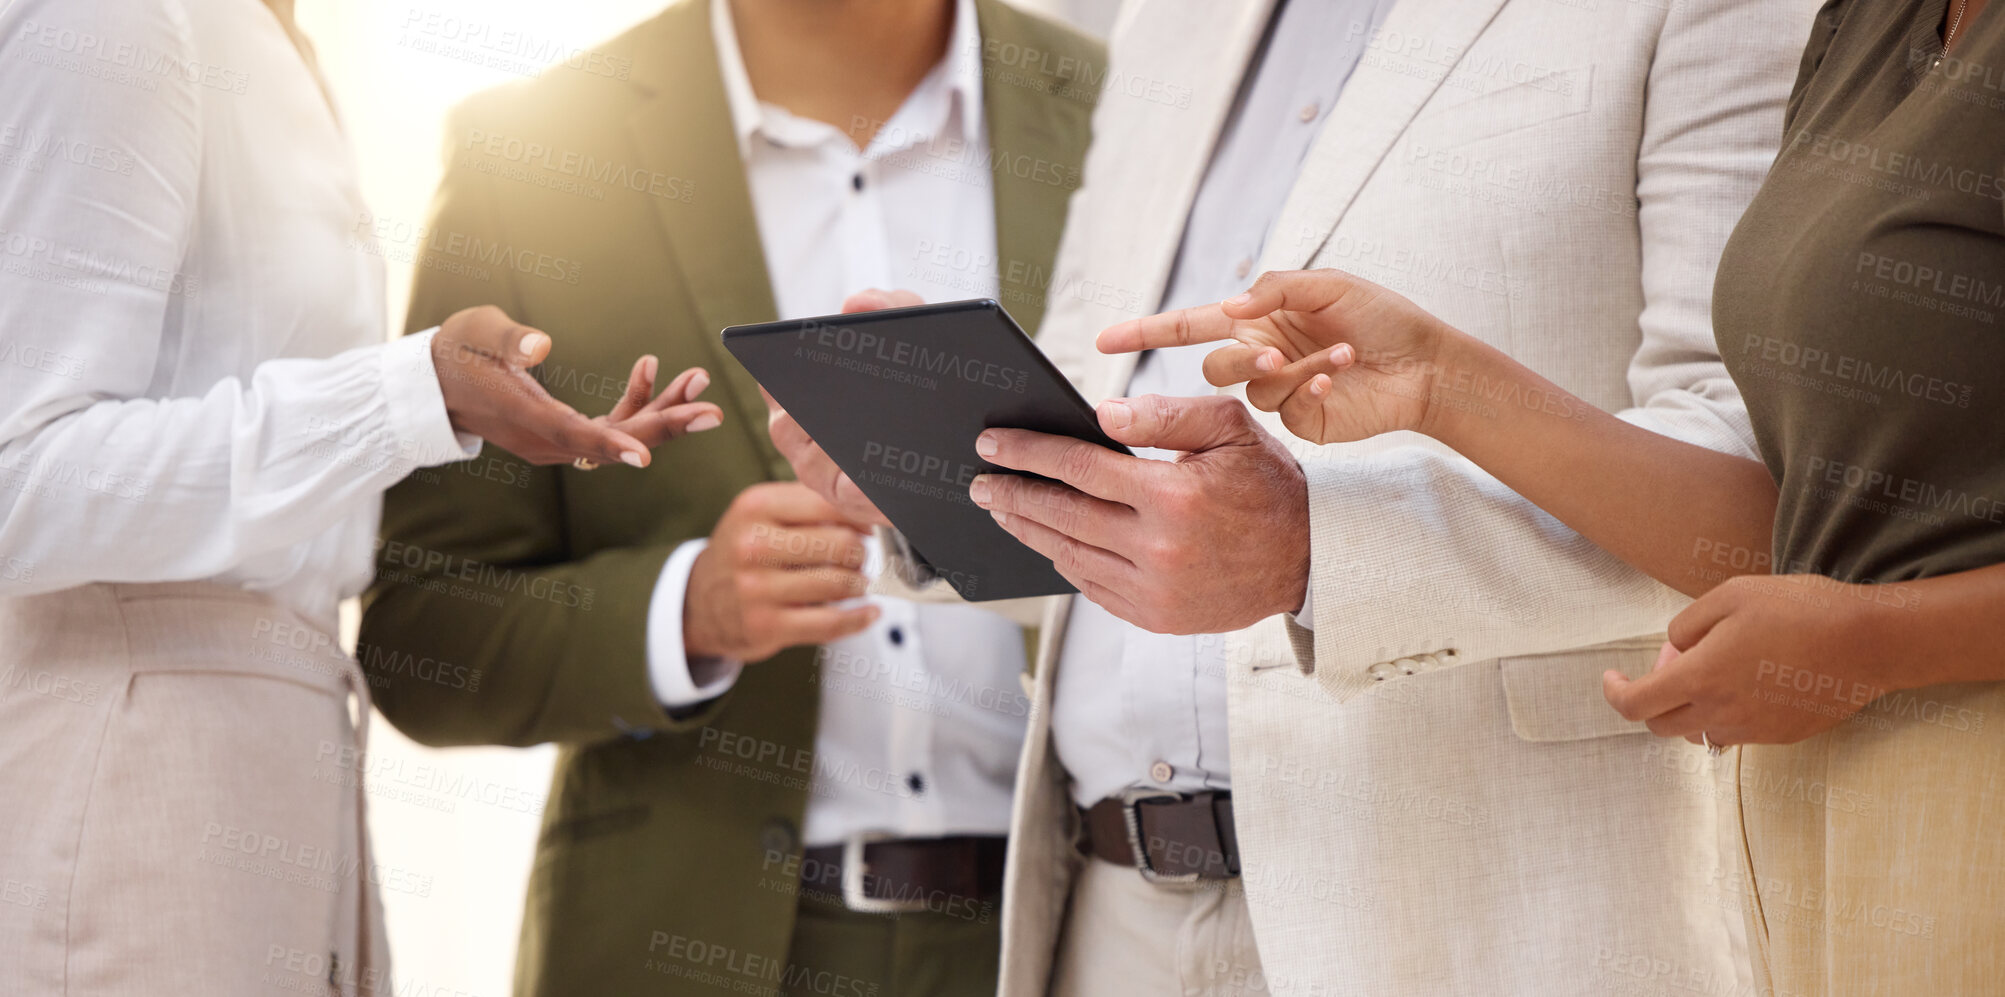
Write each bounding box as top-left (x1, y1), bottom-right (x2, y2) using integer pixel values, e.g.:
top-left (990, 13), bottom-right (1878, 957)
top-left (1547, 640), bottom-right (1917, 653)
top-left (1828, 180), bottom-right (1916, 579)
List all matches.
top-left (0, 0), bottom-right (476, 596)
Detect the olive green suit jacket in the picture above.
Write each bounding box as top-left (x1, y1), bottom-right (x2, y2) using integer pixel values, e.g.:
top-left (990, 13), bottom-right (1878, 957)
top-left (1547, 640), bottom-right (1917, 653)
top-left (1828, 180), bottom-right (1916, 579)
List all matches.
top-left (357, 2), bottom-right (1100, 993)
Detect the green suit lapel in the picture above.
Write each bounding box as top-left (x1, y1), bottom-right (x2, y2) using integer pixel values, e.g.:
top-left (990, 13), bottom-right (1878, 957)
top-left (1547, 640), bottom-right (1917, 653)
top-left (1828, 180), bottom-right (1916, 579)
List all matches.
top-left (976, 0), bottom-right (1094, 338)
top-left (622, 0), bottom-right (792, 480)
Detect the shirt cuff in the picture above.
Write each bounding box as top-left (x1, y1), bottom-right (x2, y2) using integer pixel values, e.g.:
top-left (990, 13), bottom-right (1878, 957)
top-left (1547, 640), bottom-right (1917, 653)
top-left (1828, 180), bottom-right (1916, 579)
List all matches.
top-left (381, 329), bottom-right (483, 468)
top-left (647, 539), bottom-right (745, 708)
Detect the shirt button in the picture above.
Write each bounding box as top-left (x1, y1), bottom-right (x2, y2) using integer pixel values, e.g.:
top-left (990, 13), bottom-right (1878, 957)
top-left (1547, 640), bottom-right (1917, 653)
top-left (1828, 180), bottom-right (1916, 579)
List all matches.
top-left (887, 626), bottom-right (905, 647)
top-left (851, 172), bottom-right (865, 192)
top-left (1298, 102), bottom-right (1320, 123)
top-left (758, 817), bottom-right (799, 857)
top-left (906, 772), bottom-right (926, 795)
top-left (1149, 760), bottom-right (1175, 783)
top-left (1234, 257), bottom-right (1253, 279)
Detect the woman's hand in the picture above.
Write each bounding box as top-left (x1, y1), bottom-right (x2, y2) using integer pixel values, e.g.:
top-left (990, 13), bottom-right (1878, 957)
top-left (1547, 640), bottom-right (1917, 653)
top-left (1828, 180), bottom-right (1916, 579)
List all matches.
top-left (1603, 575), bottom-right (1908, 747)
top-left (1095, 269), bottom-right (1457, 445)
top-left (594, 353), bottom-right (724, 450)
top-left (432, 306), bottom-right (722, 467)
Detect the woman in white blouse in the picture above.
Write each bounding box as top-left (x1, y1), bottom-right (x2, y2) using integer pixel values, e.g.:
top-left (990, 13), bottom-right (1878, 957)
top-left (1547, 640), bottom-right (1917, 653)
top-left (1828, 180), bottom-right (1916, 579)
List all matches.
top-left (0, 0), bottom-right (721, 991)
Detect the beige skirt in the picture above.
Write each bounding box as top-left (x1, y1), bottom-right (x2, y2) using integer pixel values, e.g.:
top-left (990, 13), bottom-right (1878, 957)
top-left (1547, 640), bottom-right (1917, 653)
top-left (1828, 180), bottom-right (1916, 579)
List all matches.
top-left (1731, 680), bottom-right (2005, 995)
top-left (0, 582), bottom-right (388, 996)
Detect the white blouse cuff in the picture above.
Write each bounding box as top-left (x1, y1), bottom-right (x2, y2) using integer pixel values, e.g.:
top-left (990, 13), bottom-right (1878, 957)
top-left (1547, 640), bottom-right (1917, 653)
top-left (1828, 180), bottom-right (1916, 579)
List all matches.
top-left (381, 329), bottom-right (483, 468)
top-left (647, 539), bottom-right (746, 708)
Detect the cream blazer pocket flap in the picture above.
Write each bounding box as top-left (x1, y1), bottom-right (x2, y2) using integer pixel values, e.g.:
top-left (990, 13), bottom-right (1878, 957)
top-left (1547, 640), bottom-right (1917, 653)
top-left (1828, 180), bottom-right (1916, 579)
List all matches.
top-left (1412, 65), bottom-right (1594, 149)
top-left (1498, 638), bottom-right (1658, 742)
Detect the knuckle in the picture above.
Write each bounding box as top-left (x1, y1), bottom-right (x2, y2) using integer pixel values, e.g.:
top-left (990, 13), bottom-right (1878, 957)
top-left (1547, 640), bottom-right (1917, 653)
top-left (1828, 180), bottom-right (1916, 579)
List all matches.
top-left (1057, 442), bottom-right (1101, 486)
top-left (1053, 536), bottom-right (1089, 577)
top-left (733, 529), bottom-right (768, 564)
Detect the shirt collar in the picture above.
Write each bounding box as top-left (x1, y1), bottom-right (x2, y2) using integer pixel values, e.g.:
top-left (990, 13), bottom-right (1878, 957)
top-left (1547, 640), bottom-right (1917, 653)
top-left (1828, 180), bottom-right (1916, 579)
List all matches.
top-left (710, 0), bottom-right (984, 158)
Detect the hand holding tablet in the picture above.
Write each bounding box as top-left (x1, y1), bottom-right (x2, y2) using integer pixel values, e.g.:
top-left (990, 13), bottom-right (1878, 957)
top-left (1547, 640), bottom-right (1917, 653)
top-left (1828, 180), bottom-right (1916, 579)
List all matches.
top-left (725, 297), bottom-right (1130, 601)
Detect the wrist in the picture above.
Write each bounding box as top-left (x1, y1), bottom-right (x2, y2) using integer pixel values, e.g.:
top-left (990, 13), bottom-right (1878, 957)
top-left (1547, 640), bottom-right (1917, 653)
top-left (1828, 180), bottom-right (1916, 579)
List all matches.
top-left (1416, 322), bottom-right (1482, 447)
top-left (1840, 582), bottom-right (1929, 692)
top-left (682, 548), bottom-right (725, 659)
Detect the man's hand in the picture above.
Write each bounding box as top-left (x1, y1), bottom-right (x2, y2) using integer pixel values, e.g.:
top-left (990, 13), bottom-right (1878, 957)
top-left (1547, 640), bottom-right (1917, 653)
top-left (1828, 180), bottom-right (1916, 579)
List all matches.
top-left (969, 394), bottom-right (1309, 635)
top-left (764, 288), bottom-right (923, 528)
top-left (685, 482), bottom-right (880, 661)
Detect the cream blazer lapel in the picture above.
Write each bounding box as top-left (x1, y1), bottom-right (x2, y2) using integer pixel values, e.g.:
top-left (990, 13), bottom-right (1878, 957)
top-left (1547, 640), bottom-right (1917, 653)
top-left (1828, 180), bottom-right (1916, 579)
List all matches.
top-left (1033, 0), bottom-right (1279, 406)
top-left (996, 5), bottom-right (1284, 994)
top-left (1260, 0), bottom-right (1511, 273)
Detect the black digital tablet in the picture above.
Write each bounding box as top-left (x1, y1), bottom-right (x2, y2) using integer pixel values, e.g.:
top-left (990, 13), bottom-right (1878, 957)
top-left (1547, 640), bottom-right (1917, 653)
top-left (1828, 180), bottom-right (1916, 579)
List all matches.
top-left (722, 299), bottom-right (1131, 601)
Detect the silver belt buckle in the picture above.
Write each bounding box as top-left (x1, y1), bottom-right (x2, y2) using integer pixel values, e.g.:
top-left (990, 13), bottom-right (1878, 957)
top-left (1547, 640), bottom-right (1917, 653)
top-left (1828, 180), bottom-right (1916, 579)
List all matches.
top-left (841, 832), bottom-right (933, 914)
top-left (1120, 788), bottom-right (1201, 886)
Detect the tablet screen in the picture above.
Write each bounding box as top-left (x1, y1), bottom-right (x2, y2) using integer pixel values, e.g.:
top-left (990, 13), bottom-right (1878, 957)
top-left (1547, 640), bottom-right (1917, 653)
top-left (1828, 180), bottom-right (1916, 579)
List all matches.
top-left (723, 299), bottom-right (1130, 601)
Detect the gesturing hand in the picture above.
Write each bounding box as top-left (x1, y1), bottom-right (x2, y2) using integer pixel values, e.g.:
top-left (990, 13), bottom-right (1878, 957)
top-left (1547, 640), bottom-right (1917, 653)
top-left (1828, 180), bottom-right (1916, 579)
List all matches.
top-left (685, 482), bottom-right (882, 662)
top-left (1603, 575), bottom-right (1913, 748)
top-left (432, 306), bottom-right (720, 467)
top-left (968, 394), bottom-right (1309, 635)
top-left (594, 353), bottom-right (725, 449)
top-left (1095, 269), bottom-right (1454, 446)
top-left (764, 288), bottom-right (924, 528)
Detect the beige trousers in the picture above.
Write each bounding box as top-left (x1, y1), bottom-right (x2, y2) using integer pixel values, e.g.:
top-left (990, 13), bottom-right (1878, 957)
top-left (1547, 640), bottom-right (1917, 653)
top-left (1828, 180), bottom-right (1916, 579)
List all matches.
top-left (1732, 680), bottom-right (2005, 996)
top-left (1051, 859), bottom-right (1268, 997)
top-left (0, 583), bottom-right (387, 996)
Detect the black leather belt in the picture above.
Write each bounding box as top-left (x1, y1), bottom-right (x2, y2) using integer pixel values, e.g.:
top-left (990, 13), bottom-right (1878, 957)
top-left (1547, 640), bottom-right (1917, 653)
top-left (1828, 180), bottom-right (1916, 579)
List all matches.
top-left (798, 835), bottom-right (1007, 913)
top-left (1079, 791), bottom-right (1239, 882)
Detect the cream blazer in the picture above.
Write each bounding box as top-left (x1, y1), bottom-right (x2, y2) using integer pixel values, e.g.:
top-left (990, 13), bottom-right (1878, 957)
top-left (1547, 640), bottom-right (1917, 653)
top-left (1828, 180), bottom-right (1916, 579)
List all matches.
top-left (879, 0), bottom-right (1823, 992)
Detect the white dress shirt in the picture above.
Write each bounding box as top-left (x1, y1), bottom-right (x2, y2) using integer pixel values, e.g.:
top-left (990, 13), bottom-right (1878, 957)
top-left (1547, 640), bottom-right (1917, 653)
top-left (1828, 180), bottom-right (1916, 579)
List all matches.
top-left (1050, 0), bottom-right (1396, 808)
top-left (0, 0), bottom-right (476, 633)
top-left (646, 0), bottom-right (1028, 848)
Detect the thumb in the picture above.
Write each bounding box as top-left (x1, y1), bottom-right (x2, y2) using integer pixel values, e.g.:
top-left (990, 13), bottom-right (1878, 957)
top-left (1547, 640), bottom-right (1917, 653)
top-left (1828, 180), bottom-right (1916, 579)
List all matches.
top-left (841, 288), bottom-right (925, 314)
top-left (1097, 394), bottom-right (1260, 453)
top-left (841, 289), bottom-right (896, 314)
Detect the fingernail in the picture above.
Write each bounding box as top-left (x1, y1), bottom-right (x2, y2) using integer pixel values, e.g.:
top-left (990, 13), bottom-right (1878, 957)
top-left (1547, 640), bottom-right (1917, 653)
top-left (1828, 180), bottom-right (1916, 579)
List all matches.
top-left (1101, 399), bottom-right (1133, 430)
top-left (688, 413), bottom-right (721, 432)
top-left (969, 476), bottom-right (993, 506)
top-left (1225, 292), bottom-right (1252, 307)
top-left (991, 510), bottom-right (1011, 528)
top-left (643, 355), bottom-right (658, 382)
top-left (620, 450), bottom-right (646, 467)
top-left (1330, 344), bottom-right (1354, 366)
top-left (1255, 350), bottom-right (1281, 372)
top-left (688, 371), bottom-right (710, 398)
top-left (975, 433), bottom-right (999, 458)
top-left (518, 332), bottom-right (549, 360)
